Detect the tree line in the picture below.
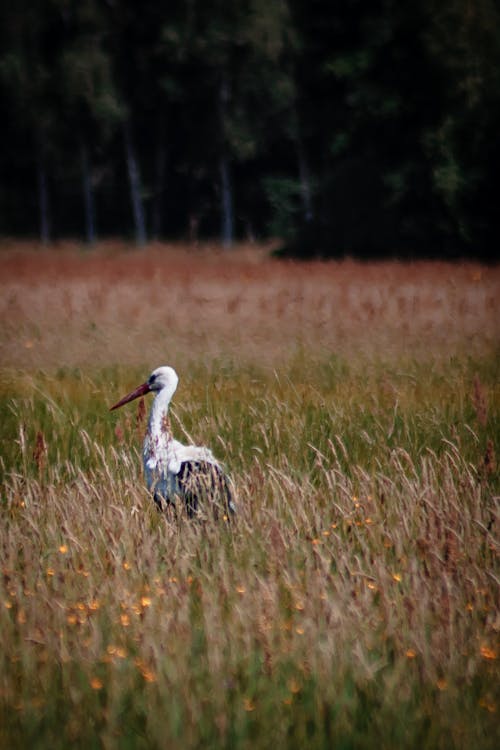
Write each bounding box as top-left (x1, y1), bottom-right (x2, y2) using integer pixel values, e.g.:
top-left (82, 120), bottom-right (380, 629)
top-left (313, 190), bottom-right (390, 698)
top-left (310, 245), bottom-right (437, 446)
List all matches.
top-left (1, 0), bottom-right (499, 260)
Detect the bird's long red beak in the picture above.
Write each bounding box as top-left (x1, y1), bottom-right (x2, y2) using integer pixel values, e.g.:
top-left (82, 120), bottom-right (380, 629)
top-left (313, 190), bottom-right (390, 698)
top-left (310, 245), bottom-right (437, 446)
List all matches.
top-left (109, 381), bottom-right (151, 411)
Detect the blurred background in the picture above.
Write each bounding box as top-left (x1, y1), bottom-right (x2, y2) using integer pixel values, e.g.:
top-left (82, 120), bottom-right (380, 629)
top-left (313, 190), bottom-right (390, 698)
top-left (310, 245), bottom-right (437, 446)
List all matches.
top-left (1, 0), bottom-right (499, 260)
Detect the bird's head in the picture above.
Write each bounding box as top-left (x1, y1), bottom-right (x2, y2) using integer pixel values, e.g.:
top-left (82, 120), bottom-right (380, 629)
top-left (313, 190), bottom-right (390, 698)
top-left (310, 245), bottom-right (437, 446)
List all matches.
top-left (147, 366), bottom-right (179, 394)
top-left (109, 366), bottom-right (179, 411)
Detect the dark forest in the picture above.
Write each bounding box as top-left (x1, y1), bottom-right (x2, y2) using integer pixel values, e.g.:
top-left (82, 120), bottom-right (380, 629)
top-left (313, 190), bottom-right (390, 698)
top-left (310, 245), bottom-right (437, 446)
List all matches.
top-left (1, 0), bottom-right (499, 260)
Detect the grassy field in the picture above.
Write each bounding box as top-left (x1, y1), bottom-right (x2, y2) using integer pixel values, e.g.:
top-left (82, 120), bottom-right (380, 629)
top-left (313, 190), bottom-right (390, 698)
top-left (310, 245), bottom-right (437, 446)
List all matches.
top-left (0, 242), bottom-right (499, 748)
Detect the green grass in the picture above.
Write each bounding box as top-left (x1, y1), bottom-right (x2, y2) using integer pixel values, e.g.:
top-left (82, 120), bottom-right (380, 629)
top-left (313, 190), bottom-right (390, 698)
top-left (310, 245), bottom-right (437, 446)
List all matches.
top-left (0, 353), bottom-right (499, 749)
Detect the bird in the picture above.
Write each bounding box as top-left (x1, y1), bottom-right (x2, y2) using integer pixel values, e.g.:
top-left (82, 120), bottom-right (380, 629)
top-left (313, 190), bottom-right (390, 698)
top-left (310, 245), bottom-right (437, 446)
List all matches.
top-left (110, 366), bottom-right (235, 519)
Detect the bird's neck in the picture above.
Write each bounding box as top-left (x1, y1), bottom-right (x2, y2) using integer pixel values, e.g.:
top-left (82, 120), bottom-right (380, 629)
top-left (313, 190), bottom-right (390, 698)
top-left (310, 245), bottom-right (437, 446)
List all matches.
top-left (148, 390), bottom-right (173, 442)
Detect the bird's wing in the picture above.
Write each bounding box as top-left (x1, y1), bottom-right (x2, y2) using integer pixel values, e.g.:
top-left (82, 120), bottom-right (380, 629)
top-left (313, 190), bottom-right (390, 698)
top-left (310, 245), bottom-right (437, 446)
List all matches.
top-left (166, 440), bottom-right (218, 475)
top-left (143, 435), bottom-right (234, 516)
top-left (176, 459), bottom-right (235, 518)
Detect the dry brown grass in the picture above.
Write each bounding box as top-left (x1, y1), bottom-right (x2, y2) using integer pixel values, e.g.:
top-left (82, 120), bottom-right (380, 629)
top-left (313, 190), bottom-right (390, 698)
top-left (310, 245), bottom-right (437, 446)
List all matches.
top-left (1, 240), bottom-right (498, 372)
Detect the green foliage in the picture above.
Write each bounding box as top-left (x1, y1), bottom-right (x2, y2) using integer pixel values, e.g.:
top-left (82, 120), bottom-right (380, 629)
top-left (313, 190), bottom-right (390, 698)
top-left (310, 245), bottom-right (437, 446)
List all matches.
top-left (262, 177), bottom-right (302, 238)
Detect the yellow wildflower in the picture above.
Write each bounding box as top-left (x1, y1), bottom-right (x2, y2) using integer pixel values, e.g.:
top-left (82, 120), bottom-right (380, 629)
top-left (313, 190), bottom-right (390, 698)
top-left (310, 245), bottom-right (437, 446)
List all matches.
top-left (479, 697), bottom-right (496, 713)
top-left (243, 698), bottom-right (255, 712)
top-left (480, 645), bottom-right (497, 660)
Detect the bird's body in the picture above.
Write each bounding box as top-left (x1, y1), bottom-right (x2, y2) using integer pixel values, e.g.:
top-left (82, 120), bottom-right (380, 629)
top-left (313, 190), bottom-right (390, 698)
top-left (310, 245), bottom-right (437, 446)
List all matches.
top-left (110, 366), bottom-right (235, 518)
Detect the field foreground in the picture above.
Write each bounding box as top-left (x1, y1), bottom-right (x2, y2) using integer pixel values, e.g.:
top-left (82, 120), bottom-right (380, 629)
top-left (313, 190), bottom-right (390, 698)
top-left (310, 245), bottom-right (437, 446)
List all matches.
top-left (0, 243), bottom-right (499, 748)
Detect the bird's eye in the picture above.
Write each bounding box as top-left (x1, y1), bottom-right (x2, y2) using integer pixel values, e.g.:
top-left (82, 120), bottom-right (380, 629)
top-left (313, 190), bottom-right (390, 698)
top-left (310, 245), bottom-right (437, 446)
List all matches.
top-left (148, 374), bottom-right (157, 385)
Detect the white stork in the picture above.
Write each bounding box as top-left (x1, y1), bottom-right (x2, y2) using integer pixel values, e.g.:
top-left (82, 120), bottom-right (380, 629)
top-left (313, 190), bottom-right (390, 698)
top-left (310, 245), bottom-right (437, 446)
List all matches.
top-left (110, 366), bottom-right (235, 519)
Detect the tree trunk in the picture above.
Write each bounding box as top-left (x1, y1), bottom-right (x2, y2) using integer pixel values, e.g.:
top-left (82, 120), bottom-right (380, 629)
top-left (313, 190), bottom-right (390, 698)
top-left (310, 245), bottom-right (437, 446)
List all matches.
top-left (219, 151), bottom-right (233, 248)
top-left (123, 120), bottom-right (146, 246)
top-left (37, 155), bottom-right (50, 244)
top-left (81, 141), bottom-right (96, 245)
top-left (297, 137), bottom-right (313, 223)
top-left (219, 76), bottom-right (233, 248)
top-left (151, 136), bottom-right (166, 240)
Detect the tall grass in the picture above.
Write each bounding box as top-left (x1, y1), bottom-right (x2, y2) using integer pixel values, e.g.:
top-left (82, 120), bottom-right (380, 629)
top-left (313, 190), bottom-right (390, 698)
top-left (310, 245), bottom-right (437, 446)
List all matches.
top-left (1, 355), bottom-right (498, 749)
top-left (0, 245), bottom-right (499, 748)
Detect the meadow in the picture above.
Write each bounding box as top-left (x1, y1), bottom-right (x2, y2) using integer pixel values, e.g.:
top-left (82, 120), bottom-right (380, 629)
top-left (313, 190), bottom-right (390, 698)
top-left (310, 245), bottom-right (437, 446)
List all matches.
top-left (0, 241), bottom-right (499, 749)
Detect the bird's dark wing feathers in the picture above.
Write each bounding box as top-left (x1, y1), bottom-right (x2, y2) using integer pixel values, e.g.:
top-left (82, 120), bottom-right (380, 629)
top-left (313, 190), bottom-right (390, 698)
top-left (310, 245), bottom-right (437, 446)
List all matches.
top-left (176, 460), bottom-right (235, 519)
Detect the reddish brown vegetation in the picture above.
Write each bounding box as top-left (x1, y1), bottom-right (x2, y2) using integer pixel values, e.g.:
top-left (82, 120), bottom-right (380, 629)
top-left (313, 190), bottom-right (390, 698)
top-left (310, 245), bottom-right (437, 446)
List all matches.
top-left (0, 241), bottom-right (498, 370)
